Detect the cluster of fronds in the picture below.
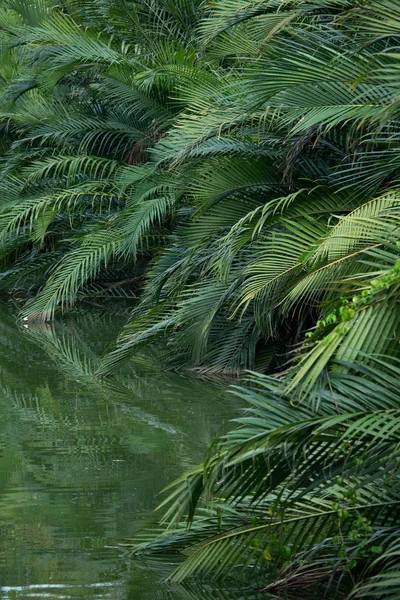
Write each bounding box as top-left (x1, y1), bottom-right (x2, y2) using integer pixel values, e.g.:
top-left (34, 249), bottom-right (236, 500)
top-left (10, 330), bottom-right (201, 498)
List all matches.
top-left (130, 356), bottom-right (400, 598)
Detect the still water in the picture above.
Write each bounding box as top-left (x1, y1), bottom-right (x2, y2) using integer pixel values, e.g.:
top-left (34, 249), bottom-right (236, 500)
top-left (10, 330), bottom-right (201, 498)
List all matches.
top-left (0, 306), bottom-right (253, 599)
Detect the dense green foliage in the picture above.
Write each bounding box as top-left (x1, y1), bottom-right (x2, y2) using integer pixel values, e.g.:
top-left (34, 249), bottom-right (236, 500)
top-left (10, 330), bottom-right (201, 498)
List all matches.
top-left (0, 0), bottom-right (399, 375)
top-left (1, 0), bottom-right (400, 596)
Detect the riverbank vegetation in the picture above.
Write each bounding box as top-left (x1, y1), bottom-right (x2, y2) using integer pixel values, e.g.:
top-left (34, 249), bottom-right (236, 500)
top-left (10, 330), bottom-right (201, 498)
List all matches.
top-left (1, 0), bottom-right (399, 596)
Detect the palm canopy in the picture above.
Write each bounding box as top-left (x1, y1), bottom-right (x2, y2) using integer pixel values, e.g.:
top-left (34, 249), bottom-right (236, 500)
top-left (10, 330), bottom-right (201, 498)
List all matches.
top-left (0, 0), bottom-right (399, 378)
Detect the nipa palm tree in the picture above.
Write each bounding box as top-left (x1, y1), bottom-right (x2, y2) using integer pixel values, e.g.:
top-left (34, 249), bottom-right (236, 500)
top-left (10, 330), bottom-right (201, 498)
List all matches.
top-left (1, 0), bottom-right (400, 595)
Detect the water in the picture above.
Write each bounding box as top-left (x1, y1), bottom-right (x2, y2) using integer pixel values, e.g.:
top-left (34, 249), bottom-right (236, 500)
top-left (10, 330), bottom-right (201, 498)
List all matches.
top-left (0, 305), bottom-right (251, 599)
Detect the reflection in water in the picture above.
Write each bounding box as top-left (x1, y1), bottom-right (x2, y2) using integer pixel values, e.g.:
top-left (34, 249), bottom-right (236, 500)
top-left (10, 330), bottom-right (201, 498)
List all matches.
top-left (0, 306), bottom-right (256, 599)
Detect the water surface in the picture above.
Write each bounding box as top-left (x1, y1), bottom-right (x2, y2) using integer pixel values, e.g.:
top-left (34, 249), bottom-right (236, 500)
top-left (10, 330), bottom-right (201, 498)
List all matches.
top-left (0, 306), bottom-right (249, 599)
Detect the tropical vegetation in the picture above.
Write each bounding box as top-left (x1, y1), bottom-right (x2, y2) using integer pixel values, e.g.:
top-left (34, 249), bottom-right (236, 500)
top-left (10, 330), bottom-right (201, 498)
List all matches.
top-left (1, 0), bottom-right (400, 596)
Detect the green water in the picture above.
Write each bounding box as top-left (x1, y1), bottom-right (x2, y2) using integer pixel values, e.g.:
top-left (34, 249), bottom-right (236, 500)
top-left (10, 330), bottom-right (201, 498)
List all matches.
top-left (0, 306), bottom-right (250, 599)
